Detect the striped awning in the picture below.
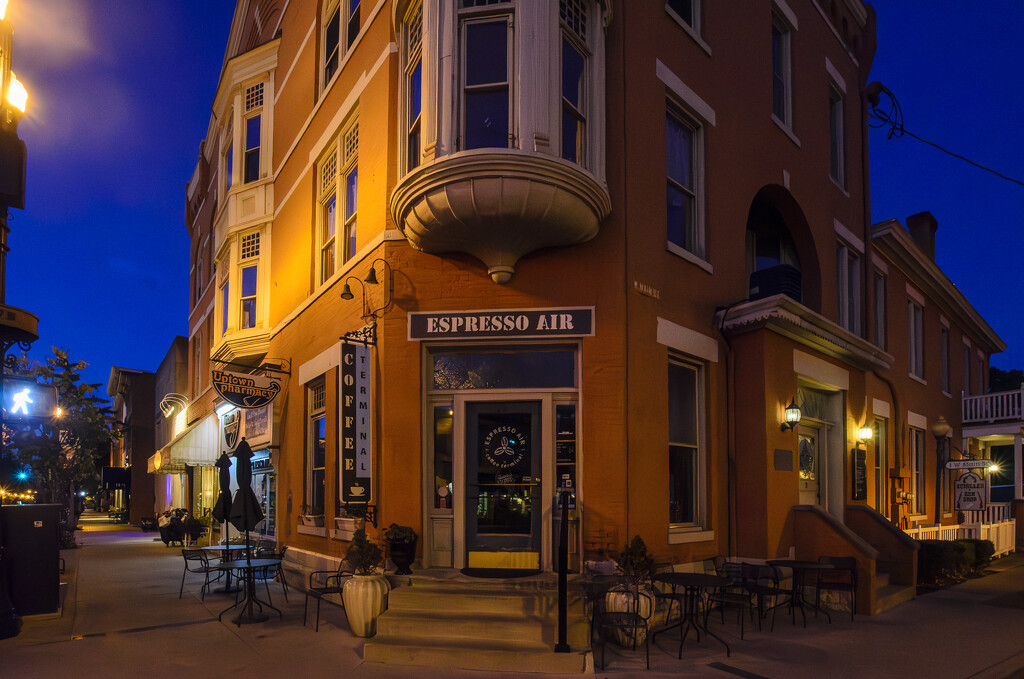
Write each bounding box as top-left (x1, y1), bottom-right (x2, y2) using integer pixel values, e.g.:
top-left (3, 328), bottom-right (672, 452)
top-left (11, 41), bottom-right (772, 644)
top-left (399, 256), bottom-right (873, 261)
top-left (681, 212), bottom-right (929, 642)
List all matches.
top-left (148, 415), bottom-right (218, 474)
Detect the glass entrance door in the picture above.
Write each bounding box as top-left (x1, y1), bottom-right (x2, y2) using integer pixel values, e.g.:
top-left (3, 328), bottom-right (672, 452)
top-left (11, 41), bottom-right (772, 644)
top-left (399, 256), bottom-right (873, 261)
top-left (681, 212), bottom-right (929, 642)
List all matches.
top-left (798, 427), bottom-right (821, 506)
top-left (465, 400), bottom-right (542, 569)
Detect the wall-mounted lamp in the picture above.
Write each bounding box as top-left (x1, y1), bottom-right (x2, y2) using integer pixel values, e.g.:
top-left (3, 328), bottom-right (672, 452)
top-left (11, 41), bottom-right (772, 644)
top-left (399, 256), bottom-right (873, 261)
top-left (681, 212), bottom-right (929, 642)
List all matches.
top-left (857, 426), bottom-right (874, 443)
top-left (340, 258), bottom-right (393, 321)
top-left (781, 399), bottom-right (801, 432)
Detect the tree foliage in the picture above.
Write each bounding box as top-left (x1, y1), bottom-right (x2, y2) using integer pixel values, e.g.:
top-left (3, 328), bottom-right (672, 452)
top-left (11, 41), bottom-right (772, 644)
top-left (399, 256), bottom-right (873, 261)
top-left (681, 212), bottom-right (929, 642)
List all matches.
top-left (6, 347), bottom-right (118, 510)
top-left (989, 366), bottom-right (1024, 393)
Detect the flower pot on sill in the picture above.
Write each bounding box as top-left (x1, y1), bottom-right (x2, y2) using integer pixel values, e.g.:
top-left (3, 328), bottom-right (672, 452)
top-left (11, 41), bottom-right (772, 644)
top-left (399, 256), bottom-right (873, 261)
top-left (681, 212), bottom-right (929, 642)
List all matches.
top-left (335, 516), bottom-right (365, 531)
top-left (342, 574), bottom-right (390, 637)
top-left (301, 514), bottom-right (325, 527)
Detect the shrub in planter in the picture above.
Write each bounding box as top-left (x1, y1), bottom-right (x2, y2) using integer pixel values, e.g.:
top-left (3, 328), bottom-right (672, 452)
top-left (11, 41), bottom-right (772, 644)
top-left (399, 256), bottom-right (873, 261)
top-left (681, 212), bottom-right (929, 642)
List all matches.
top-left (384, 523), bottom-right (418, 575)
top-left (606, 536), bottom-right (656, 647)
top-left (342, 529), bottom-right (389, 637)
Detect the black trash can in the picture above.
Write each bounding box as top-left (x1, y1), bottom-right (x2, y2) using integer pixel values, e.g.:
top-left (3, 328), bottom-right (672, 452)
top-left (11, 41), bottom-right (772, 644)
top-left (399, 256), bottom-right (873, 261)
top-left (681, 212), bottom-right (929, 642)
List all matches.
top-left (0, 504), bottom-right (61, 615)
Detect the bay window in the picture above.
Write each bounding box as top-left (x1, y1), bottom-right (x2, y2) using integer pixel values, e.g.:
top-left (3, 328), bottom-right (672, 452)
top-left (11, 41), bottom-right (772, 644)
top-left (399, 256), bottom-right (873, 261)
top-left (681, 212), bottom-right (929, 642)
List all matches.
top-left (460, 5), bottom-right (512, 150)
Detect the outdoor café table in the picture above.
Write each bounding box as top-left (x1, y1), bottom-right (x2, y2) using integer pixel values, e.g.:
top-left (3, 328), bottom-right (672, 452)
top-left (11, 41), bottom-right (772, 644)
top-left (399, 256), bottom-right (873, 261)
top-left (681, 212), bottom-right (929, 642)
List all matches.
top-left (217, 558), bottom-right (283, 626)
top-left (651, 572), bottom-right (732, 658)
top-left (766, 559), bottom-right (834, 627)
top-left (202, 544), bottom-right (251, 593)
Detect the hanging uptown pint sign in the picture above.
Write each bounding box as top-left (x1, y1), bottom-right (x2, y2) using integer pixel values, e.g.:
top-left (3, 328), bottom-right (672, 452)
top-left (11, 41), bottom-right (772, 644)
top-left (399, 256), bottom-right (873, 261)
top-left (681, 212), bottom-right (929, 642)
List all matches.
top-left (212, 370), bottom-right (282, 409)
top-left (340, 342), bottom-right (372, 503)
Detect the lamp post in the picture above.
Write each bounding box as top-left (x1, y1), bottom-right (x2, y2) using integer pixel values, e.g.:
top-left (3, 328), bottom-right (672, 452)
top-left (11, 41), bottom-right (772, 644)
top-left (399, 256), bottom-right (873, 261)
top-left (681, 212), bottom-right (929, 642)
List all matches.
top-left (0, 0), bottom-right (30, 639)
top-left (931, 416), bottom-right (951, 527)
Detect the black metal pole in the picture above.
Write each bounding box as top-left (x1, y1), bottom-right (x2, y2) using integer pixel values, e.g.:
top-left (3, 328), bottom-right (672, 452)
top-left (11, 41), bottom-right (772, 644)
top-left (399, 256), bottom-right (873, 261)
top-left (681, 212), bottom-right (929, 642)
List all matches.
top-left (555, 490), bottom-right (570, 653)
top-left (0, 348), bottom-right (19, 638)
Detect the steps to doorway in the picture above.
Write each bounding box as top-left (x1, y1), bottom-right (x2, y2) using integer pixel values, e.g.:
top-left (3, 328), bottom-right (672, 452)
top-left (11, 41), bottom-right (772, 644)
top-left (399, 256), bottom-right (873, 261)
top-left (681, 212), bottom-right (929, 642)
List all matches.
top-left (363, 575), bottom-right (589, 673)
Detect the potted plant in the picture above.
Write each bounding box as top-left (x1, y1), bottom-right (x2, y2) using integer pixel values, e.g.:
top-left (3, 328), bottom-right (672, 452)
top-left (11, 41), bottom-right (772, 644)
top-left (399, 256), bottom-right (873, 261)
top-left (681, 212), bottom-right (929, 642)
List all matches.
top-left (334, 502), bottom-right (367, 533)
top-left (341, 528), bottom-right (390, 637)
top-left (384, 523), bottom-right (418, 575)
top-left (605, 535), bottom-right (656, 647)
top-left (300, 503), bottom-right (325, 527)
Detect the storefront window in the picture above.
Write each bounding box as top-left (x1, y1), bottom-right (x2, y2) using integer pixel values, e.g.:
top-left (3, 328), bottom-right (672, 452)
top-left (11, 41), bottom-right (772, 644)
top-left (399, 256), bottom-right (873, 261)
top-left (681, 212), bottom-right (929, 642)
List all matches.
top-left (431, 350), bottom-right (575, 390)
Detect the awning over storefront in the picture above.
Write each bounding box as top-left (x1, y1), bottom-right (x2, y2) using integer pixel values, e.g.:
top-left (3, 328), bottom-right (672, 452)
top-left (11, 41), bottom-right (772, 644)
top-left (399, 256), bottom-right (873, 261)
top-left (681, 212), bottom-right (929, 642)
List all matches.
top-left (148, 415), bottom-right (218, 474)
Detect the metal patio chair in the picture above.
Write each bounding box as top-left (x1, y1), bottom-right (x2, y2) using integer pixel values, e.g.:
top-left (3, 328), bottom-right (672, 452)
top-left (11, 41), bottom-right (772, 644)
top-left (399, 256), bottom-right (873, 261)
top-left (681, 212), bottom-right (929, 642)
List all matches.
top-left (180, 549), bottom-right (219, 600)
top-left (304, 561), bottom-right (354, 631)
top-left (815, 556), bottom-right (858, 620)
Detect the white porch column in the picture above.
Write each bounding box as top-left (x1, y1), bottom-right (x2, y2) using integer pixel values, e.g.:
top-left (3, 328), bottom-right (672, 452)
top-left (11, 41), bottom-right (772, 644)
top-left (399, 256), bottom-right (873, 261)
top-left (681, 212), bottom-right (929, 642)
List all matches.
top-left (1015, 434), bottom-right (1023, 500)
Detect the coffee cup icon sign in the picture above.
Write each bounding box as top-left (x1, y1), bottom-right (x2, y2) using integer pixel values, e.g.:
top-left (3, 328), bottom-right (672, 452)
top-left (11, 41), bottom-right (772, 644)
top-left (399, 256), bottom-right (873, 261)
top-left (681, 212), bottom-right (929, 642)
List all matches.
top-left (349, 485), bottom-right (365, 496)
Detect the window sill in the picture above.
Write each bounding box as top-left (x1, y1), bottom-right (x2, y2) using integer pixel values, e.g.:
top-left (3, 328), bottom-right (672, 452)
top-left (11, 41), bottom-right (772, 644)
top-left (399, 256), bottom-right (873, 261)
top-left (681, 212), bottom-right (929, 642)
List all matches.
top-left (296, 524), bottom-right (327, 537)
top-left (829, 175), bottom-right (849, 197)
top-left (909, 373), bottom-right (927, 386)
top-left (771, 115), bottom-right (801, 148)
top-left (665, 9), bottom-right (712, 56)
top-left (666, 241), bottom-right (713, 274)
top-left (668, 528), bottom-right (714, 544)
top-left (942, 390), bottom-right (952, 399)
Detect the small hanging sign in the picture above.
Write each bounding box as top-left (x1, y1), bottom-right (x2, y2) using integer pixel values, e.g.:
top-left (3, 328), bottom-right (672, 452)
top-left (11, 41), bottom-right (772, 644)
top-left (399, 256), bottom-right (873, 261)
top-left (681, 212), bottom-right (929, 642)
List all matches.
top-left (954, 471), bottom-right (986, 511)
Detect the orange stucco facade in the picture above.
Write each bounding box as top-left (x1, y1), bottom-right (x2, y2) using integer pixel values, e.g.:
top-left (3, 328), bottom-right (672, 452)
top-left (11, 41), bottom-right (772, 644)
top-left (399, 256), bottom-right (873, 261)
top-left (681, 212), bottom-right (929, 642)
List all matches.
top-left (175, 0), bottom-right (1005, 615)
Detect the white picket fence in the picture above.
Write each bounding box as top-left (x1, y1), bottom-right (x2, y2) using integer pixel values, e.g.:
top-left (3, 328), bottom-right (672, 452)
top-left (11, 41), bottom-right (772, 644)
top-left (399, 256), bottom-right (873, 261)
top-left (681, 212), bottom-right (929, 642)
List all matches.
top-left (905, 504), bottom-right (1016, 557)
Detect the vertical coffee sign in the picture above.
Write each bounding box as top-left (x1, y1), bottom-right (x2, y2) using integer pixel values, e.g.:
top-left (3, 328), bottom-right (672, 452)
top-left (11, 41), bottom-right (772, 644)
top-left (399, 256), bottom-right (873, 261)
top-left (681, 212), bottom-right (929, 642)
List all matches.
top-left (341, 342), bottom-right (372, 503)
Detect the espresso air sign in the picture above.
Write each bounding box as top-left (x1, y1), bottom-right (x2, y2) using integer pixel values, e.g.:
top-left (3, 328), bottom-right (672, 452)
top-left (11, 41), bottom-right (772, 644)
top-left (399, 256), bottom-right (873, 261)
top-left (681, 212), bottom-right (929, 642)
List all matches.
top-left (341, 342), bottom-right (372, 503)
top-left (408, 307), bottom-right (594, 340)
top-left (212, 370), bottom-right (281, 409)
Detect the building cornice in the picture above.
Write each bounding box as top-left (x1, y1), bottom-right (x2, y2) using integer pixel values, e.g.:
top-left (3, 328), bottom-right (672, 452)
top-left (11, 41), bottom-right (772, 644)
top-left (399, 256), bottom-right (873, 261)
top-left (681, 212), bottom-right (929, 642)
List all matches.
top-left (871, 219), bottom-right (1005, 355)
top-left (717, 294), bottom-right (893, 372)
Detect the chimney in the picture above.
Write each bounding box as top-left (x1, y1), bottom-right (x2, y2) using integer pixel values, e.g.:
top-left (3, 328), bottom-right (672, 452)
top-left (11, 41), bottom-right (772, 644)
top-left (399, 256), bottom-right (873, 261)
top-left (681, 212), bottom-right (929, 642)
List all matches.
top-left (906, 211), bottom-right (937, 261)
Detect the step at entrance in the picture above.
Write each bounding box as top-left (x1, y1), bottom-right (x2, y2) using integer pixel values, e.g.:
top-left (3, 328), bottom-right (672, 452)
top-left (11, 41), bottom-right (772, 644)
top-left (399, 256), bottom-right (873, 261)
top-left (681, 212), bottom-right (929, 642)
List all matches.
top-left (363, 577), bottom-right (590, 674)
top-left (874, 569), bottom-right (915, 615)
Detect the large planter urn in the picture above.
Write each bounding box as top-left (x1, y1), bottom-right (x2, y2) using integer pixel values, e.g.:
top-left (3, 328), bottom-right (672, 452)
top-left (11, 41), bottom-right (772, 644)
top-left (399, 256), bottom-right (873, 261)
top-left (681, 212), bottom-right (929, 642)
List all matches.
top-left (388, 537), bottom-right (417, 575)
top-left (342, 574), bottom-right (390, 637)
top-left (604, 585), bottom-right (654, 647)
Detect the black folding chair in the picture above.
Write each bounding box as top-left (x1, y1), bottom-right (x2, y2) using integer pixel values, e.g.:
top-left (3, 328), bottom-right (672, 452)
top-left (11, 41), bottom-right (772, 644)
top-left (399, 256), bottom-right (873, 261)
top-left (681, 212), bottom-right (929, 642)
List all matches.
top-left (180, 549), bottom-right (219, 600)
top-left (816, 556), bottom-right (858, 620)
top-left (304, 561), bottom-right (354, 631)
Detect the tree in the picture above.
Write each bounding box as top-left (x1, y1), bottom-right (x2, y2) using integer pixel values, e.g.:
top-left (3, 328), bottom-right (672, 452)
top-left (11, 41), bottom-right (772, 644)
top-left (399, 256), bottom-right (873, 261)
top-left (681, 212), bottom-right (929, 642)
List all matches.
top-left (989, 366), bottom-right (1024, 393)
top-left (5, 348), bottom-right (118, 545)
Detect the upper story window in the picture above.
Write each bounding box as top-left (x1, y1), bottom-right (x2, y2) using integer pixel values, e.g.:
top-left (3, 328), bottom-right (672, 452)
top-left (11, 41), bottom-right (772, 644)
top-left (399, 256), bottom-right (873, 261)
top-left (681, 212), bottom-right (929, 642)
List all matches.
top-left (829, 85), bottom-right (845, 187)
top-left (459, 1), bottom-right (514, 150)
top-left (307, 378), bottom-right (327, 514)
top-left (872, 271), bottom-right (886, 349)
top-left (317, 120), bottom-right (359, 285)
top-left (908, 297), bottom-right (925, 379)
top-left (836, 241), bottom-right (860, 334)
top-left (560, 0), bottom-right (589, 164)
top-left (940, 323), bottom-right (950, 393)
top-left (194, 257), bottom-right (204, 307)
top-left (771, 12), bottom-right (792, 126)
top-left (667, 0), bottom-right (697, 29)
top-left (244, 84), bottom-right (263, 184)
top-left (666, 104), bottom-right (704, 259)
top-left (962, 343), bottom-right (971, 394)
top-left (324, 0), bottom-right (361, 88)
top-left (669, 355), bottom-right (706, 529)
top-left (403, 5), bottom-right (423, 173)
top-left (239, 231), bottom-right (260, 329)
top-left (192, 334), bottom-right (202, 398)
top-left (224, 122), bottom-right (234, 192)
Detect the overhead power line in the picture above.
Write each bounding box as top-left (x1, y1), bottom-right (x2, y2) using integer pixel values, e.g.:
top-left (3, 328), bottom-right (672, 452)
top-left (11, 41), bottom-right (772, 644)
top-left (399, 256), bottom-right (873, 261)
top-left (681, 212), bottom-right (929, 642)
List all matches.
top-left (866, 81), bottom-right (1024, 190)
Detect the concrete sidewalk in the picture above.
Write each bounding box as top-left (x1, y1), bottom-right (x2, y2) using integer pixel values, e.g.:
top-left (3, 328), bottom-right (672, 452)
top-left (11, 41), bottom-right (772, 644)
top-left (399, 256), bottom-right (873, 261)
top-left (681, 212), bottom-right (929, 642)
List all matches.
top-left (4, 519), bottom-right (1024, 678)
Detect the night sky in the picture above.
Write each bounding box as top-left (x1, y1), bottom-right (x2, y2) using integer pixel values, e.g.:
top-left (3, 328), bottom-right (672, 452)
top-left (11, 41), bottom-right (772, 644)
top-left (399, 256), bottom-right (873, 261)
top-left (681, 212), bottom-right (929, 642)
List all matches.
top-left (4, 2), bottom-right (1023, 393)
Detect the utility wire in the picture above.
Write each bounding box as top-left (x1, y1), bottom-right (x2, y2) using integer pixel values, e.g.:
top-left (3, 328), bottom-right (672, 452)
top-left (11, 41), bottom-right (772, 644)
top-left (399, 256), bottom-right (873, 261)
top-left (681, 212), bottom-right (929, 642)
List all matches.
top-left (868, 83), bottom-right (1024, 189)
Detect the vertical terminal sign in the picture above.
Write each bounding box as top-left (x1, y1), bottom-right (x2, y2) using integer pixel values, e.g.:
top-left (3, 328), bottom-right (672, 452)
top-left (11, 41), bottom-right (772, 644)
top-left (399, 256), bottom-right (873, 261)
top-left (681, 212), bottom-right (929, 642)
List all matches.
top-left (341, 342), bottom-right (372, 503)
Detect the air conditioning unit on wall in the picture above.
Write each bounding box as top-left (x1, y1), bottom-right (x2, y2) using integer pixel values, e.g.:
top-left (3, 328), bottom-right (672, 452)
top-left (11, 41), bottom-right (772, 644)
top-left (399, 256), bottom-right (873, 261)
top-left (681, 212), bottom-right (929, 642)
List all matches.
top-left (749, 264), bottom-right (802, 303)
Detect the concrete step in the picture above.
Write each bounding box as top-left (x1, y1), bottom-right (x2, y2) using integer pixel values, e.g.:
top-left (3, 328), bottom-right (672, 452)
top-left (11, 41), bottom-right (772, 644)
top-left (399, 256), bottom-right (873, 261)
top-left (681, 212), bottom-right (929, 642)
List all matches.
top-left (387, 583), bottom-right (572, 616)
top-left (875, 570), bottom-right (891, 589)
top-left (376, 608), bottom-right (548, 643)
top-left (874, 583), bottom-right (915, 614)
top-left (363, 636), bottom-right (588, 674)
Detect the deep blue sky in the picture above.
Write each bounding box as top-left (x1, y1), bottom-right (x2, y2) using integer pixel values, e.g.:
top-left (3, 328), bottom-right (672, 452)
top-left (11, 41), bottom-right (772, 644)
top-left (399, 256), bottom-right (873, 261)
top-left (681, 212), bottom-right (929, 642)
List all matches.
top-left (4, 2), bottom-right (1023, 393)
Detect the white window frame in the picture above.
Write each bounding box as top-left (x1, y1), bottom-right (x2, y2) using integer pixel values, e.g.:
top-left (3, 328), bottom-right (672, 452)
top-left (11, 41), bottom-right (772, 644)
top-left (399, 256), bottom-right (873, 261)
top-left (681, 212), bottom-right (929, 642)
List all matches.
top-left (771, 11), bottom-right (793, 128)
top-left (908, 298), bottom-right (925, 380)
top-left (668, 354), bottom-right (708, 533)
top-left (873, 270), bottom-right (886, 349)
top-left (316, 118), bottom-right (359, 285)
top-left (908, 426), bottom-right (926, 516)
top-left (458, 3), bottom-right (515, 151)
top-left (400, 3), bottom-right (423, 175)
top-left (322, 0), bottom-right (361, 91)
top-left (560, 5), bottom-right (590, 166)
top-left (243, 111), bottom-right (261, 184)
top-left (940, 320), bottom-right (950, 394)
top-left (665, 0), bottom-right (708, 53)
top-left (307, 378), bottom-right (328, 515)
top-left (828, 84), bottom-right (845, 187)
top-left (963, 342), bottom-right (971, 395)
top-left (665, 102), bottom-right (707, 264)
top-left (836, 240), bottom-right (861, 335)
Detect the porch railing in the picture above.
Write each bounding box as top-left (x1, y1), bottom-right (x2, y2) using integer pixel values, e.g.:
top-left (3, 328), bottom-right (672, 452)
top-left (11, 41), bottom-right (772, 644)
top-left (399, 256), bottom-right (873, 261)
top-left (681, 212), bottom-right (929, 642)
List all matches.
top-left (905, 503), bottom-right (1016, 557)
top-left (963, 389), bottom-right (1024, 424)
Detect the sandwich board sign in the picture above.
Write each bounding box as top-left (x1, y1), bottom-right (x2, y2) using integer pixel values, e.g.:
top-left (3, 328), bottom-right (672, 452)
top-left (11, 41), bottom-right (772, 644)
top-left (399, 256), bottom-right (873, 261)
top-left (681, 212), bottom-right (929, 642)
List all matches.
top-left (954, 471), bottom-right (986, 512)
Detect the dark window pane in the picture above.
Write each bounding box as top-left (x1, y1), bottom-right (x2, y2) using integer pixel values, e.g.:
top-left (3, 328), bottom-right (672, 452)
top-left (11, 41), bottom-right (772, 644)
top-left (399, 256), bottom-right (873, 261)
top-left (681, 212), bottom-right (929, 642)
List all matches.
top-left (347, 0), bottom-right (360, 47)
top-left (666, 185), bottom-right (692, 249)
top-left (410, 60), bottom-right (422, 120)
top-left (562, 109), bottom-right (580, 162)
top-left (669, 445), bottom-right (696, 523)
top-left (244, 149), bottom-right (259, 183)
top-left (221, 284), bottom-right (229, 333)
top-left (246, 115), bottom-right (260, 151)
top-left (433, 351), bottom-right (575, 390)
top-left (433, 406), bottom-right (453, 509)
top-left (465, 21), bottom-right (507, 86)
top-left (241, 265), bottom-right (257, 297)
top-left (666, 113), bottom-right (693, 188)
top-left (668, 0), bottom-right (694, 25)
top-left (225, 143), bottom-right (233, 190)
top-left (241, 299), bottom-right (256, 328)
top-left (325, 8), bottom-right (340, 82)
top-left (345, 168), bottom-right (357, 219)
top-left (465, 90), bottom-right (509, 148)
top-left (668, 361), bottom-right (697, 444)
top-left (408, 129), bottom-right (421, 171)
top-left (561, 38), bottom-right (584, 109)
top-left (313, 416), bottom-right (326, 468)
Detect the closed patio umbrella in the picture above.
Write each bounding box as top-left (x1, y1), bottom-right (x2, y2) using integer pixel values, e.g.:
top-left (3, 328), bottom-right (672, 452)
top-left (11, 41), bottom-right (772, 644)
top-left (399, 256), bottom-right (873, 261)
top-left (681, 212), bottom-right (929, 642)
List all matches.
top-left (211, 452), bottom-right (233, 545)
top-left (229, 438), bottom-right (264, 546)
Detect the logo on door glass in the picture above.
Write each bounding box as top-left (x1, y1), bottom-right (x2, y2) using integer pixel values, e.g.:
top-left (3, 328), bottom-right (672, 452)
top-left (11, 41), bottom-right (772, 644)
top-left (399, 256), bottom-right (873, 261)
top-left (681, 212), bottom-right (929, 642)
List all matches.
top-left (483, 425), bottom-right (527, 470)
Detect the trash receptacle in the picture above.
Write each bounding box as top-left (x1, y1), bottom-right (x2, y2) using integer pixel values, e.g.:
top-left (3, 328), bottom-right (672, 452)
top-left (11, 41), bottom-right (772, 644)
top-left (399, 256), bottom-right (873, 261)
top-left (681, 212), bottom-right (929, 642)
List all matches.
top-left (0, 504), bottom-right (61, 615)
